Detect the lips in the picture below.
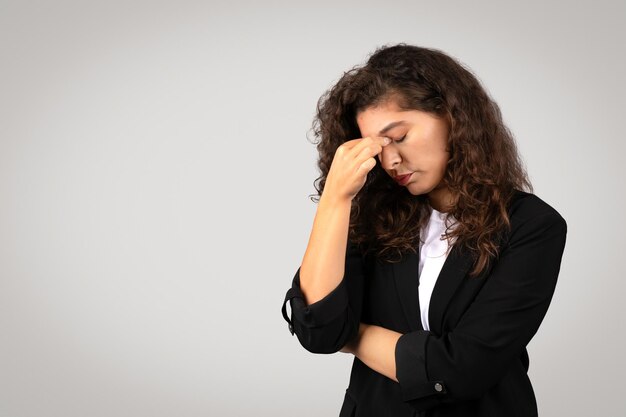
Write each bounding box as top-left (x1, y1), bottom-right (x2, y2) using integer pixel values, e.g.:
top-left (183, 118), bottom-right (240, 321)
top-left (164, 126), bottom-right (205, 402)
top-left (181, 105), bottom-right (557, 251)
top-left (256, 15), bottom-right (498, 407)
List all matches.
top-left (394, 173), bottom-right (412, 185)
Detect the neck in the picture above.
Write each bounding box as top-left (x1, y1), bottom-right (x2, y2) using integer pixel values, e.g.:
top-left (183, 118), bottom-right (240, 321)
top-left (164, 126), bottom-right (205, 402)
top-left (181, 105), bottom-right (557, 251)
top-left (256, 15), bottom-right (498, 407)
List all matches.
top-left (427, 187), bottom-right (454, 213)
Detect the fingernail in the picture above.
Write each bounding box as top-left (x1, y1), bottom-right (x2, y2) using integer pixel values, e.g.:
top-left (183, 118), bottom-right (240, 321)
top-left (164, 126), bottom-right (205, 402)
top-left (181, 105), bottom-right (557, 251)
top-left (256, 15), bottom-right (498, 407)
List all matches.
top-left (383, 137), bottom-right (391, 145)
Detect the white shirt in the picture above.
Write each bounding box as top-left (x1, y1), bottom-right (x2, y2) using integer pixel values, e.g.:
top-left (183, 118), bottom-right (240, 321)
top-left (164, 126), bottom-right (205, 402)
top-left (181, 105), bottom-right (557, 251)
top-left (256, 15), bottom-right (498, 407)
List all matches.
top-left (418, 206), bottom-right (458, 331)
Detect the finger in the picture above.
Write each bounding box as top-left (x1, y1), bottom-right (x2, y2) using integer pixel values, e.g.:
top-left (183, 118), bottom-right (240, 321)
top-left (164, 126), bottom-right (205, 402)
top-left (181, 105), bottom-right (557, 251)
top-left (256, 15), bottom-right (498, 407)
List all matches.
top-left (339, 138), bottom-right (364, 150)
top-left (345, 138), bottom-right (388, 164)
top-left (353, 140), bottom-right (386, 168)
top-left (342, 135), bottom-right (390, 151)
top-left (371, 135), bottom-right (392, 146)
top-left (379, 136), bottom-right (392, 146)
top-left (356, 157), bottom-right (377, 176)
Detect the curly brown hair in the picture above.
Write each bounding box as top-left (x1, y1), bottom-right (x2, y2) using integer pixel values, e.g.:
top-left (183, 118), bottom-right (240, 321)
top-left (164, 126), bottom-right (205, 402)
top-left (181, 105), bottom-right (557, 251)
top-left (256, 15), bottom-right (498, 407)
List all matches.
top-left (308, 43), bottom-right (533, 278)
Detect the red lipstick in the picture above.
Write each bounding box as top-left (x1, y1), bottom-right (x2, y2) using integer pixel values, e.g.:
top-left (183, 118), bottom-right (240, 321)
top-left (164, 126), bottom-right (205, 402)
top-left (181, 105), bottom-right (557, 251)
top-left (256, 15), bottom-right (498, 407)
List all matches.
top-left (394, 173), bottom-right (412, 185)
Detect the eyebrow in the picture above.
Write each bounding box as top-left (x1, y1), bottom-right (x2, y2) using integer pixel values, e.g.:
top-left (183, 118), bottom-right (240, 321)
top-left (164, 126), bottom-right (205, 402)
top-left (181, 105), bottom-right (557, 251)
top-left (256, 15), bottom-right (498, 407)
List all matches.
top-left (378, 120), bottom-right (408, 136)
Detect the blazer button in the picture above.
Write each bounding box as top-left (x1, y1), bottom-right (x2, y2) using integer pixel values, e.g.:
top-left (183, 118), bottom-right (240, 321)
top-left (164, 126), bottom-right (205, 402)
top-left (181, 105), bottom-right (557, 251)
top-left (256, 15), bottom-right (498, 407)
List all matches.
top-left (434, 382), bottom-right (444, 392)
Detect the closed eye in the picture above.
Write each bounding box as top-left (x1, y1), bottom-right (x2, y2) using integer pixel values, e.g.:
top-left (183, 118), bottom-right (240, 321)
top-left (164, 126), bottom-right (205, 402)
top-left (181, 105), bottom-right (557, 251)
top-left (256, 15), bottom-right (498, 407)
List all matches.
top-left (395, 135), bottom-right (406, 143)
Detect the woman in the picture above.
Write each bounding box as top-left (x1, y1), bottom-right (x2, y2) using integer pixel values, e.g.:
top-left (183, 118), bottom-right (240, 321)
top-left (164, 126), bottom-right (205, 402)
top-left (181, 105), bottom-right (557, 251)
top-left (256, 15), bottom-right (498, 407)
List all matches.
top-left (280, 43), bottom-right (567, 417)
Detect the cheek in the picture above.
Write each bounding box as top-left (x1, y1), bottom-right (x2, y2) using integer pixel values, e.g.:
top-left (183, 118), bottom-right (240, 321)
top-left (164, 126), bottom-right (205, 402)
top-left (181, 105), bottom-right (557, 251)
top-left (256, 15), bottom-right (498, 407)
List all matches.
top-left (425, 150), bottom-right (449, 175)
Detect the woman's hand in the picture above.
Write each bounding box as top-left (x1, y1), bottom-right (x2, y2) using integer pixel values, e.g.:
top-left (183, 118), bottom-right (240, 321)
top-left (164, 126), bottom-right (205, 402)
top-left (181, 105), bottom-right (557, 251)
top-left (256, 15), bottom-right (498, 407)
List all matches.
top-left (323, 136), bottom-right (391, 202)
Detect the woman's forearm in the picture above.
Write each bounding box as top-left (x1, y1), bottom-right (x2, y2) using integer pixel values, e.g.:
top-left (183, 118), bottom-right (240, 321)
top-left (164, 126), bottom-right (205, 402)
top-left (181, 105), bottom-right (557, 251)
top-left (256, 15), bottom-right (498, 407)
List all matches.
top-left (345, 323), bottom-right (403, 382)
top-left (299, 194), bottom-right (352, 305)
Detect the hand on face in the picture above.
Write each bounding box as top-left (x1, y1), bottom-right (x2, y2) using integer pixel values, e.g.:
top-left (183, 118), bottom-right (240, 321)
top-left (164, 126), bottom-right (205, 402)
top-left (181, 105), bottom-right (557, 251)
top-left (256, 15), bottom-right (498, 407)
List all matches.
top-left (323, 136), bottom-right (391, 202)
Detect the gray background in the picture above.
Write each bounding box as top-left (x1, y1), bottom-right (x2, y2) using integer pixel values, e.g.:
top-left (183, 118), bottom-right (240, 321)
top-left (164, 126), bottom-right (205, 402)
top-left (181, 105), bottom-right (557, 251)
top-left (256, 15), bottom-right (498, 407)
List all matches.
top-left (1, 0), bottom-right (624, 416)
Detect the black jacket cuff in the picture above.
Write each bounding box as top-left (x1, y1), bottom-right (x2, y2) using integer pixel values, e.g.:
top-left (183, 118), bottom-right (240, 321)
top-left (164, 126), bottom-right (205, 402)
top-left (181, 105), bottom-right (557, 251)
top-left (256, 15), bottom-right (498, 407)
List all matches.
top-left (395, 331), bottom-right (448, 407)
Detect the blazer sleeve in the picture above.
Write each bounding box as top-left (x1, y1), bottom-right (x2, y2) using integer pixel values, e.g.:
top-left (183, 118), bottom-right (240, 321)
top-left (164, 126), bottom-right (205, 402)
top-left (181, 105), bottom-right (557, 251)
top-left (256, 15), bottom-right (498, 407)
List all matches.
top-left (280, 239), bottom-right (365, 354)
top-left (394, 210), bottom-right (568, 411)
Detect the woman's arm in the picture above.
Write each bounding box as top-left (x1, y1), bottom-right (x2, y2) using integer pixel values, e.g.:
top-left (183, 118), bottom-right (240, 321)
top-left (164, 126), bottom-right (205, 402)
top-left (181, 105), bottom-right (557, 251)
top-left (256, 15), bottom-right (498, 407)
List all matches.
top-left (299, 194), bottom-right (352, 305)
top-left (341, 323), bottom-right (403, 382)
top-left (282, 137), bottom-right (391, 353)
top-left (300, 136), bottom-right (389, 305)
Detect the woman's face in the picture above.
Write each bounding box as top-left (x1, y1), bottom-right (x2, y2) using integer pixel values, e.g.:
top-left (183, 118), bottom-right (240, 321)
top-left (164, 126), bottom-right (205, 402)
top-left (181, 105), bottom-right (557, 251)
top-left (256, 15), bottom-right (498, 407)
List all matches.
top-left (356, 99), bottom-right (452, 209)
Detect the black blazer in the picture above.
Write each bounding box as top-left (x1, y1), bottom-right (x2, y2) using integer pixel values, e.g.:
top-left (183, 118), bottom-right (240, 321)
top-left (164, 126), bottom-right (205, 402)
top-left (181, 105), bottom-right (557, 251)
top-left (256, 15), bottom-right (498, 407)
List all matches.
top-left (281, 190), bottom-right (567, 417)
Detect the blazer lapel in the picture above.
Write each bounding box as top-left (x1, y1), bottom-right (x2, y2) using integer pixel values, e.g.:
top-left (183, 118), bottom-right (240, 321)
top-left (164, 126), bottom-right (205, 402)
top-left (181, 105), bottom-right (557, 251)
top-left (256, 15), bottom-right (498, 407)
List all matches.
top-left (427, 244), bottom-right (474, 334)
top-left (392, 242), bottom-right (474, 335)
top-left (392, 249), bottom-right (423, 332)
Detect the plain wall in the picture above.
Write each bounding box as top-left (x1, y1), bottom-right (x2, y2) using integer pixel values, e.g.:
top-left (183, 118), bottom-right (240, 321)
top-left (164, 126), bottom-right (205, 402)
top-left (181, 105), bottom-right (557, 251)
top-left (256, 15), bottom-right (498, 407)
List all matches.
top-left (1, 0), bottom-right (624, 416)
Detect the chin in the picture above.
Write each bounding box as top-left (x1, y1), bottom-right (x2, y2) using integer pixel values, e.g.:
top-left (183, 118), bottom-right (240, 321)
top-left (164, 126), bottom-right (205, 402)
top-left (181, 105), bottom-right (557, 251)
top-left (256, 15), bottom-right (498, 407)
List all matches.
top-left (404, 181), bottom-right (437, 197)
top-left (404, 183), bottom-right (427, 196)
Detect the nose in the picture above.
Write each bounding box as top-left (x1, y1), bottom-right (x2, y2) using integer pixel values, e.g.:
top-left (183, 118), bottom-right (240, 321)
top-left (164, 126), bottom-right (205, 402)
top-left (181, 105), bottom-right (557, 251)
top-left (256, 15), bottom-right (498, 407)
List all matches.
top-left (378, 143), bottom-right (401, 173)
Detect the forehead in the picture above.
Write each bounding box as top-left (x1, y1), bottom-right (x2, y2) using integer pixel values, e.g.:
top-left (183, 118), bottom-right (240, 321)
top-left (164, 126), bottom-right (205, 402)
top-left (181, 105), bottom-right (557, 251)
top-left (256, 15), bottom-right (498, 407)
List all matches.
top-left (356, 101), bottom-right (409, 136)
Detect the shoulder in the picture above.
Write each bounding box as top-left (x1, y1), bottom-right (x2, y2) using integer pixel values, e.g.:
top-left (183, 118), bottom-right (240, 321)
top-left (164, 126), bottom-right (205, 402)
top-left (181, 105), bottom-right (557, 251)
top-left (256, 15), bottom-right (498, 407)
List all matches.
top-left (509, 190), bottom-right (566, 223)
top-left (506, 189), bottom-right (568, 238)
